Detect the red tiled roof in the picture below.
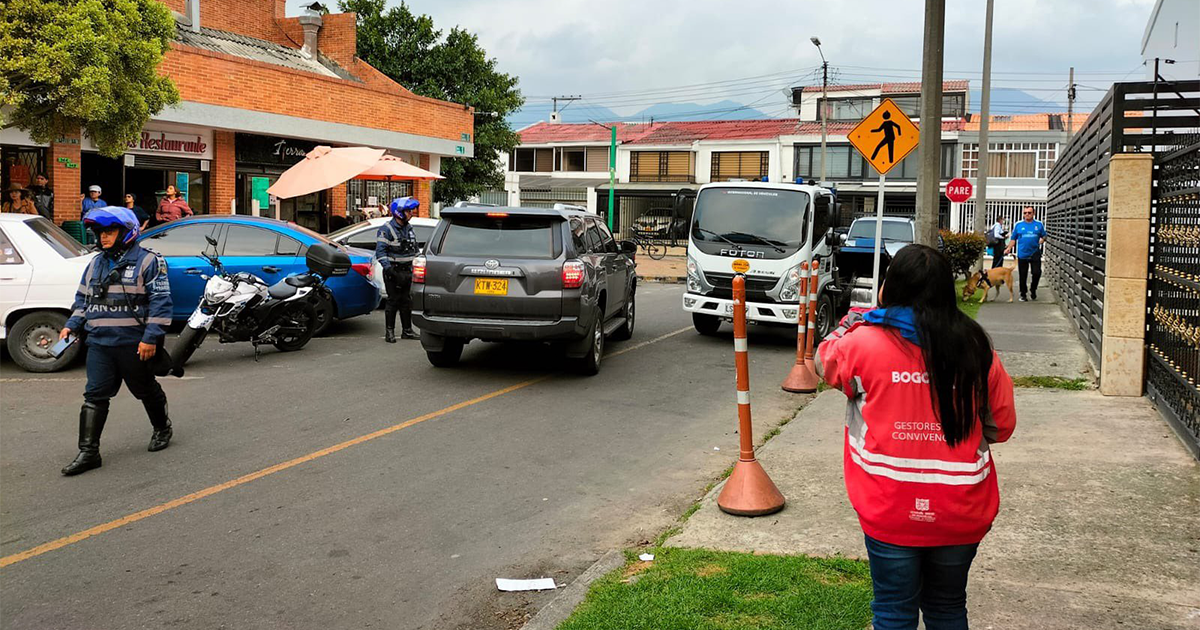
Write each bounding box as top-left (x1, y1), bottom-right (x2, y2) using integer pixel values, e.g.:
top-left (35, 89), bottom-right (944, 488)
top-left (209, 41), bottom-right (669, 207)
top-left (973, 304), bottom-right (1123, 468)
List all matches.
top-left (625, 119), bottom-right (802, 145)
top-left (962, 113), bottom-right (1090, 131)
top-left (811, 80), bottom-right (970, 94)
top-left (517, 122), bottom-right (651, 144)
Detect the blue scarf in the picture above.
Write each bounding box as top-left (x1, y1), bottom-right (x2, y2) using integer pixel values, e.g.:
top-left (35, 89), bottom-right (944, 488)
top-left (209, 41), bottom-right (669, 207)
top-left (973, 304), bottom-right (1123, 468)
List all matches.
top-left (863, 306), bottom-right (922, 347)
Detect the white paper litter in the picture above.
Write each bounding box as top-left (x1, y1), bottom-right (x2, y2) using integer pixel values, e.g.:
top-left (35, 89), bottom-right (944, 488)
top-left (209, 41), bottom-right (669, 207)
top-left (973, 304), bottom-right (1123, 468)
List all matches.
top-left (496, 578), bottom-right (557, 592)
top-left (638, 553), bottom-right (655, 561)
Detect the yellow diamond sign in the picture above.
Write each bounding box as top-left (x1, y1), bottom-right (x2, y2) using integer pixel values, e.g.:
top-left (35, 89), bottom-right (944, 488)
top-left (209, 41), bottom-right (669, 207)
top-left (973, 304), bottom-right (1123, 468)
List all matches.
top-left (848, 98), bottom-right (920, 176)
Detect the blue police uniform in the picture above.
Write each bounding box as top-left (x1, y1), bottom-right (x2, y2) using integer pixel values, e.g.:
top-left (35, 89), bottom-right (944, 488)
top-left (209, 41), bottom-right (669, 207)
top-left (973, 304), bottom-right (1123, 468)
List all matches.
top-left (375, 198), bottom-right (421, 341)
top-left (61, 207), bottom-right (175, 476)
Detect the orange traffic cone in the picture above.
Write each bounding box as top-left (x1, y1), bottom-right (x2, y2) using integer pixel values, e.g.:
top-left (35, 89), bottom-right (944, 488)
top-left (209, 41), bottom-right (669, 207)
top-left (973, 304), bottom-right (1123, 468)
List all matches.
top-left (782, 262), bottom-right (819, 393)
top-left (718, 274), bottom-right (786, 517)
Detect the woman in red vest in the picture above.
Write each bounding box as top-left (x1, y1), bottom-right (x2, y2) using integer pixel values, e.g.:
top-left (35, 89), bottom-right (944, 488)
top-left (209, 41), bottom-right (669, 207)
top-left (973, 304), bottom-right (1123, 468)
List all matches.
top-left (155, 185), bottom-right (193, 223)
top-left (817, 244), bottom-right (1016, 630)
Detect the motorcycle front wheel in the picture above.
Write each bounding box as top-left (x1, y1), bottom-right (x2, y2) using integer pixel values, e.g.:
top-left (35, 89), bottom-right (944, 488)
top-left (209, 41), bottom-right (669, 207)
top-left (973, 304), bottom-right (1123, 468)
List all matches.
top-left (171, 325), bottom-right (209, 374)
top-left (273, 301), bottom-right (317, 352)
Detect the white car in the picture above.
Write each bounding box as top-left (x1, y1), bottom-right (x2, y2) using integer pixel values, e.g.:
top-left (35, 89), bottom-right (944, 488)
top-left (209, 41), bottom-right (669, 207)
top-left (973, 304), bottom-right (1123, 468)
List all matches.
top-left (327, 217), bottom-right (437, 299)
top-left (0, 214), bottom-right (98, 372)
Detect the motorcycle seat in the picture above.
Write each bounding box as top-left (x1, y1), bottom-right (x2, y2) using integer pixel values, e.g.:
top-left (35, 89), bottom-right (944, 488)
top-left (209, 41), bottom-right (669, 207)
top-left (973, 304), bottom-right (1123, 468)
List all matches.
top-left (285, 274), bottom-right (319, 288)
top-left (268, 279), bottom-right (299, 300)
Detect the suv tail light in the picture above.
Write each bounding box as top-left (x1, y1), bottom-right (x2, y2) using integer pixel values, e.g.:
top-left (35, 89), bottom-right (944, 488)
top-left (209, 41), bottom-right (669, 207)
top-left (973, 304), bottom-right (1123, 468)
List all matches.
top-left (562, 260), bottom-right (585, 289)
top-left (413, 255), bottom-right (427, 284)
top-left (351, 263), bottom-right (373, 279)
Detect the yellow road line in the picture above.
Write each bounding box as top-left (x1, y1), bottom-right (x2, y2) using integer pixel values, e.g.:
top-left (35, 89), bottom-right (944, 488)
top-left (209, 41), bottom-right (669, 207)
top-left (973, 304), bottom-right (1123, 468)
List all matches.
top-left (0, 376), bottom-right (548, 569)
top-left (0, 325), bottom-right (692, 569)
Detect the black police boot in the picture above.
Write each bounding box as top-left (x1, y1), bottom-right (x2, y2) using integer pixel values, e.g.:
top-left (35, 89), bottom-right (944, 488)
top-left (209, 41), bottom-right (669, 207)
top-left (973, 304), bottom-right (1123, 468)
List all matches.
top-left (145, 396), bottom-right (173, 452)
top-left (385, 327), bottom-right (397, 343)
top-left (400, 329), bottom-right (419, 340)
top-left (62, 402), bottom-right (107, 476)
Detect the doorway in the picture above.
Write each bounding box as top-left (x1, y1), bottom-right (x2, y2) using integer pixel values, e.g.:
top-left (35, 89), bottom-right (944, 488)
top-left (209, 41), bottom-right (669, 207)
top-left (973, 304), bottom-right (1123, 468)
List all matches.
top-left (80, 154), bottom-right (124, 211)
top-left (126, 167), bottom-right (165, 221)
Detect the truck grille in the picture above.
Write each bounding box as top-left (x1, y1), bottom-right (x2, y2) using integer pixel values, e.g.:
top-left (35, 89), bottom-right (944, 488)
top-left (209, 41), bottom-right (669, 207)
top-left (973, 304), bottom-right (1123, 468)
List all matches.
top-left (703, 272), bottom-right (778, 301)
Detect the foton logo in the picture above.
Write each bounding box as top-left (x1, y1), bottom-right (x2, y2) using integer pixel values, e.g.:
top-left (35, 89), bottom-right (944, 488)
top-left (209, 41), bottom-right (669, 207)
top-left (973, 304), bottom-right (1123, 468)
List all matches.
top-left (719, 249), bottom-right (765, 259)
top-left (892, 371), bottom-right (930, 384)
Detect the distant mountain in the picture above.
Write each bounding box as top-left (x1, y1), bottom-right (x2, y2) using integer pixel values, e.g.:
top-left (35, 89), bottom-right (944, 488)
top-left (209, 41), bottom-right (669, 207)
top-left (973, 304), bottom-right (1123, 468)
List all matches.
top-left (629, 100), bottom-right (772, 122)
top-left (969, 88), bottom-right (1067, 115)
top-left (508, 99), bottom-right (778, 128)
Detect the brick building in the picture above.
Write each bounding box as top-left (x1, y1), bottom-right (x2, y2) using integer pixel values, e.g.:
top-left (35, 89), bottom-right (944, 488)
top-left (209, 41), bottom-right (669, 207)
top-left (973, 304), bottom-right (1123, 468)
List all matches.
top-left (0, 0), bottom-right (473, 230)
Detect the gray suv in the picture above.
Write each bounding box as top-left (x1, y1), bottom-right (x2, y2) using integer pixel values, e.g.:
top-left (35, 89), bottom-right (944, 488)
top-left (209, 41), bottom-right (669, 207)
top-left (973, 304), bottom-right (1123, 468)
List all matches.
top-left (412, 207), bottom-right (637, 374)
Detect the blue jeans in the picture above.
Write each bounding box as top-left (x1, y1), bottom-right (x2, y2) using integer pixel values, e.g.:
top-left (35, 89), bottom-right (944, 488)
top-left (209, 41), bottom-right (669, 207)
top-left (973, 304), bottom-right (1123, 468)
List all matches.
top-left (864, 535), bottom-right (979, 630)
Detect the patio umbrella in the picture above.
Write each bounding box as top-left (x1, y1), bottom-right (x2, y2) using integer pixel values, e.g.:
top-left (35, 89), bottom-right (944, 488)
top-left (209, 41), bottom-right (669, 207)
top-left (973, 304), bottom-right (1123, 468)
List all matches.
top-left (354, 155), bottom-right (444, 181)
top-left (267, 146), bottom-right (386, 199)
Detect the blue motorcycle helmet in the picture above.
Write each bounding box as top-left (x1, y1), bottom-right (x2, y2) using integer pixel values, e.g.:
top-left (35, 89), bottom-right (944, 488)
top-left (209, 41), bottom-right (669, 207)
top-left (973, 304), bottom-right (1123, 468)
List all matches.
top-left (84, 206), bottom-right (141, 249)
top-left (389, 196), bottom-right (419, 221)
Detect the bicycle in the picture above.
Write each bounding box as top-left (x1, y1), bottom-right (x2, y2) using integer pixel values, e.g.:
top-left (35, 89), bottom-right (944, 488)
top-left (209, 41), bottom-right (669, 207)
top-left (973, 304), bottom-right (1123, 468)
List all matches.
top-left (628, 232), bottom-right (665, 260)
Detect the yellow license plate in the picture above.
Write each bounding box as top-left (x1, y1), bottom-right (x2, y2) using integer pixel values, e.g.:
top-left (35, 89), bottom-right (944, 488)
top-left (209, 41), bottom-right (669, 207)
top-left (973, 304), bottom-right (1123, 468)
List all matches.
top-left (474, 278), bottom-right (509, 295)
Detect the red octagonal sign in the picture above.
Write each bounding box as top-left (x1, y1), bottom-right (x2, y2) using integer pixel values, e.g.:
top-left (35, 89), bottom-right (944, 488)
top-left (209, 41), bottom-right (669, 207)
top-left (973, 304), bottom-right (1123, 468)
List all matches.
top-left (946, 178), bottom-right (973, 203)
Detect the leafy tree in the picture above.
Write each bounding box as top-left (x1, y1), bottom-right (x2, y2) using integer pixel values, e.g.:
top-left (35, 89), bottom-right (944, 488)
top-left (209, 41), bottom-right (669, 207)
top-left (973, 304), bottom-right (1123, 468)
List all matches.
top-left (0, 0), bottom-right (180, 157)
top-left (340, 0), bottom-right (523, 203)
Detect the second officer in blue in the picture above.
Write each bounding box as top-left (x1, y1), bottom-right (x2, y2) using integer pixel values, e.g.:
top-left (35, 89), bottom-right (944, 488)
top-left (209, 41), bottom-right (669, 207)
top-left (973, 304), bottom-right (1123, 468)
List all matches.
top-left (375, 197), bottom-right (421, 342)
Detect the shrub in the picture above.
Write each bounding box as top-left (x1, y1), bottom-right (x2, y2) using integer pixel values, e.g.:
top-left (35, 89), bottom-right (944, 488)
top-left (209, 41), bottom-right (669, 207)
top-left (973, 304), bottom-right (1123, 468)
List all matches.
top-left (940, 230), bottom-right (987, 279)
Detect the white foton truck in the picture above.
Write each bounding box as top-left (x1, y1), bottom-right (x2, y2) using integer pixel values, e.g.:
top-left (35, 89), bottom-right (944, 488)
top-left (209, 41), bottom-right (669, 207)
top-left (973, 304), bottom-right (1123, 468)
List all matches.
top-left (683, 181), bottom-right (860, 339)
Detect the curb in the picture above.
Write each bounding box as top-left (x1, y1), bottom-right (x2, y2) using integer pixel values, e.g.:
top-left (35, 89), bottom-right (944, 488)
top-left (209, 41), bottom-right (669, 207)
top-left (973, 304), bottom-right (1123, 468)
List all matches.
top-left (637, 276), bottom-right (685, 285)
top-left (519, 550), bottom-right (626, 630)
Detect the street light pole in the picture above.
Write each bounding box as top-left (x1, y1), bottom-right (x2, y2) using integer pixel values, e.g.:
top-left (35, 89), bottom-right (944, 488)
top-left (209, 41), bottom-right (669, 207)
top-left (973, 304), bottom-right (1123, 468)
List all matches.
top-left (972, 0), bottom-right (994, 252)
top-left (811, 37), bottom-right (828, 186)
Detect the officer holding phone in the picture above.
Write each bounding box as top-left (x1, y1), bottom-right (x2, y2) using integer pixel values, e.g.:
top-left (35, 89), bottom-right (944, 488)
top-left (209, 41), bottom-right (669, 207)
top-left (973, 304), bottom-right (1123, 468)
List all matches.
top-left (59, 207), bottom-right (174, 476)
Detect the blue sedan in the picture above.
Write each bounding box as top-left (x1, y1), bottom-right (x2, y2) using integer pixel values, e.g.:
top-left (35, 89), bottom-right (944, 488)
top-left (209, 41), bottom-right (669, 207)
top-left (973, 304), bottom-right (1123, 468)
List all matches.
top-left (139, 216), bottom-right (379, 331)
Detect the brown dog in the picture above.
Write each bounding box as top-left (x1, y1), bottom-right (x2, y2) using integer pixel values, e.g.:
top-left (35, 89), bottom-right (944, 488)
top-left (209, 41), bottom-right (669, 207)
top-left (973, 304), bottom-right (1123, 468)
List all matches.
top-left (962, 267), bottom-right (1015, 303)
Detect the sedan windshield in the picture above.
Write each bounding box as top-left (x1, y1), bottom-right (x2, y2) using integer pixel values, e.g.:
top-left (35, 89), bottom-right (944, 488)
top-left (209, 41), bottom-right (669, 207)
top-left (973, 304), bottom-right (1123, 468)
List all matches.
top-left (24, 217), bottom-right (89, 258)
top-left (848, 220), bottom-right (914, 242)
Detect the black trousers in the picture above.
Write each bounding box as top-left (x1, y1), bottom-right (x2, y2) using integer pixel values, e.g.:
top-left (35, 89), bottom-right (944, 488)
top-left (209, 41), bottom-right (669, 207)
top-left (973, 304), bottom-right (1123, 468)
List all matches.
top-left (990, 245), bottom-right (1005, 269)
top-left (83, 344), bottom-right (167, 423)
top-left (383, 264), bottom-right (414, 331)
top-left (1017, 254), bottom-right (1042, 298)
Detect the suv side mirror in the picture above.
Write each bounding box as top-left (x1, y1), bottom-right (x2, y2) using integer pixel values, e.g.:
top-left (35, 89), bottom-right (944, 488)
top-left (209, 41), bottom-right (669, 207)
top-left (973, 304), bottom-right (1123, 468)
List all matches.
top-left (619, 240), bottom-right (637, 255)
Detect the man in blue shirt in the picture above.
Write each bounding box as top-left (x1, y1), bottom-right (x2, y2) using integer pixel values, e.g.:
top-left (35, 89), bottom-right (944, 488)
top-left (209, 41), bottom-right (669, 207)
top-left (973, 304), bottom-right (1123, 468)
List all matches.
top-left (81, 184), bottom-right (107, 219)
top-left (1005, 206), bottom-right (1046, 301)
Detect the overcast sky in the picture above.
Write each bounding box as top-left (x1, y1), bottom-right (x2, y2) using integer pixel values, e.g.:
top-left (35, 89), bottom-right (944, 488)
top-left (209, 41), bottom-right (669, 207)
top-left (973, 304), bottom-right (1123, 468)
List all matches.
top-left (292, 0), bottom-right (1158, 119)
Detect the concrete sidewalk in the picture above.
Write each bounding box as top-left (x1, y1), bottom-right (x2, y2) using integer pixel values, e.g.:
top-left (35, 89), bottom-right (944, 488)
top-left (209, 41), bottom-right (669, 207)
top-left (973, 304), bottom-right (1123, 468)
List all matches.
top-left (636, 255), bottom-right (685, 284)
top-left (668, 290), bottom-right (1200, 629)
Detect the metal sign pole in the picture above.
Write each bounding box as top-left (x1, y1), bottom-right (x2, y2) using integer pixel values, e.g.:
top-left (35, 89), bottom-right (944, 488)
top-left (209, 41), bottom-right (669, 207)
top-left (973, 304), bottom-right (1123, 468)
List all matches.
top-left (871, 172), bottom-right (886, 307)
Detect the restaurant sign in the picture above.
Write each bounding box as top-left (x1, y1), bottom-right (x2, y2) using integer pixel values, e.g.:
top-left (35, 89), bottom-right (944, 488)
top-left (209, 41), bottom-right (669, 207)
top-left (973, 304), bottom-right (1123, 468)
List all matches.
top-left (236, 133), bottom-right (320, 166)
top-left (82, 126), bottom-right (214, 160)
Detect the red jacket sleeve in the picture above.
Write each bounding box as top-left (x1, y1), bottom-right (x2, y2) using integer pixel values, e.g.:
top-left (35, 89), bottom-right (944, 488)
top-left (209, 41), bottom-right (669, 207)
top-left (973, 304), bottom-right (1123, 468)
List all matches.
top-left (983, 352), bottom-right (1016, 444)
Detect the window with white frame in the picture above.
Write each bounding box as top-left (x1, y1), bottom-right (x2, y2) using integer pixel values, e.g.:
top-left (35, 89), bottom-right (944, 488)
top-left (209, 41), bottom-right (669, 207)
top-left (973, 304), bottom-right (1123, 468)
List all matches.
top-left (961, 143), bottom-right (1058, 179)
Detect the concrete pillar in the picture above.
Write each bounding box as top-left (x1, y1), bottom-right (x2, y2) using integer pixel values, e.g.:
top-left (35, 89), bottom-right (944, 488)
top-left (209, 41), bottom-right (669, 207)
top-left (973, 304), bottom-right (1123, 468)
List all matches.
top-left (210, 130), bottom-right (236, 215)
top-left (1099, 153), bottom-right (1153, 396)
top-left (416, 154), bottom-right (433, 218)
top-left (48, 133), bottom-right (81, 224)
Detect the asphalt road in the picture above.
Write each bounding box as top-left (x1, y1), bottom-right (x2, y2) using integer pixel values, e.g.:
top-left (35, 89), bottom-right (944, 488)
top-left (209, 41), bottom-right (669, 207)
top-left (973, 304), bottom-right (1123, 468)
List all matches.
top-left (1, 284), bottom-right (808, 630)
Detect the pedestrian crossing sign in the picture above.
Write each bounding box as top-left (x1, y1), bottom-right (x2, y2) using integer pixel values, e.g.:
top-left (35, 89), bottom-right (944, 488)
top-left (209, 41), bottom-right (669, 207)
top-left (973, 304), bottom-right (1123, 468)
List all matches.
top-left (848, 98), bottom-right (920, 175)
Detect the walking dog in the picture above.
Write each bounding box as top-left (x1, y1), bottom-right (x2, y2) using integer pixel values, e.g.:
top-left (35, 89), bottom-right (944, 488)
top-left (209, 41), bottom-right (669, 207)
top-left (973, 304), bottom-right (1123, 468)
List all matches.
top-left (962, 267), bottom-right (1015, 303)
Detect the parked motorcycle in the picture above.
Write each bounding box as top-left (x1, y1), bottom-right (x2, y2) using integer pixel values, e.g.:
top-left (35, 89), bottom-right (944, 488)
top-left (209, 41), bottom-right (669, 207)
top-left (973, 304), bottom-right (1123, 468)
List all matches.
top-left (170, 238), bottom-right (350, 373)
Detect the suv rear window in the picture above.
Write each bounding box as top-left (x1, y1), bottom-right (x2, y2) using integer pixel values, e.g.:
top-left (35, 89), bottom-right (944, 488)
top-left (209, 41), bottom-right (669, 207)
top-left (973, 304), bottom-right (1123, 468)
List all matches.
top-left (439, 216), bottom-right (560, 259)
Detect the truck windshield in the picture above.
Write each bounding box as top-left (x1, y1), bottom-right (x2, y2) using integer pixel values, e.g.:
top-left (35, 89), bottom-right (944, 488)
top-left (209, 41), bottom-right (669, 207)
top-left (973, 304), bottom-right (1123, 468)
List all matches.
top-left (691, 188), bottom-right (808, 257)
top-left (848, 220), bottom-right (914, 242)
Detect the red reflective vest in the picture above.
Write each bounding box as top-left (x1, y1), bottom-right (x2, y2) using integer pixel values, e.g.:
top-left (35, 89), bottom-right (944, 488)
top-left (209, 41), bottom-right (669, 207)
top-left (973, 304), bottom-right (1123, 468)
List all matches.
top-left (817, 319), bottom-right (1016, 547)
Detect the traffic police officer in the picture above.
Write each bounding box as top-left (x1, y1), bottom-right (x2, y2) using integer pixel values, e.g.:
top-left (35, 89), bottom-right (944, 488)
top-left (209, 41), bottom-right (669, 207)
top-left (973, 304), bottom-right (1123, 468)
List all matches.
top-left (60, 207), bottom-right (174, 476)
top-left (375, 197), bottom-right (420, 342)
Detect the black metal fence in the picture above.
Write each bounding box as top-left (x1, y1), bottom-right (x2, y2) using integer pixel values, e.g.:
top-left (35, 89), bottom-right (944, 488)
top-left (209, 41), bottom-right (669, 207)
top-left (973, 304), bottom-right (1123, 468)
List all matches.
top-left (1145, 79), bottom-right (1200, 458)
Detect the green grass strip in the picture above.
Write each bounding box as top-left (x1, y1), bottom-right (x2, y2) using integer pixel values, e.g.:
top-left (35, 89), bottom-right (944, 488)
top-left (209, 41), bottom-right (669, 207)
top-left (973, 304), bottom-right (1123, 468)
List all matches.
top-left (557, 547), bottom-right (873, 630)
top-left (955, 279), bottom-right (983, 320)
top-left (1012, 375), bottom-right (1091, 390)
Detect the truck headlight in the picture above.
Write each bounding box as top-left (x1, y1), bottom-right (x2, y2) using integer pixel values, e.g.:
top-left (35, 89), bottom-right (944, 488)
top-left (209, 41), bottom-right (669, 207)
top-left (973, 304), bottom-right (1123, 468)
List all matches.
top-left (687, 256), bottom-right (701, 292)
top-left (780, 263), bottom-right (803, 302)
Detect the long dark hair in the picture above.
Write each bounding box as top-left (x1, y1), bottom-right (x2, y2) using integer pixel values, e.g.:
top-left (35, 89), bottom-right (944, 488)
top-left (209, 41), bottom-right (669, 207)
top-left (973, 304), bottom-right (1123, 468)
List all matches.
top-left (880, 245), bottom-right (993, 446)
